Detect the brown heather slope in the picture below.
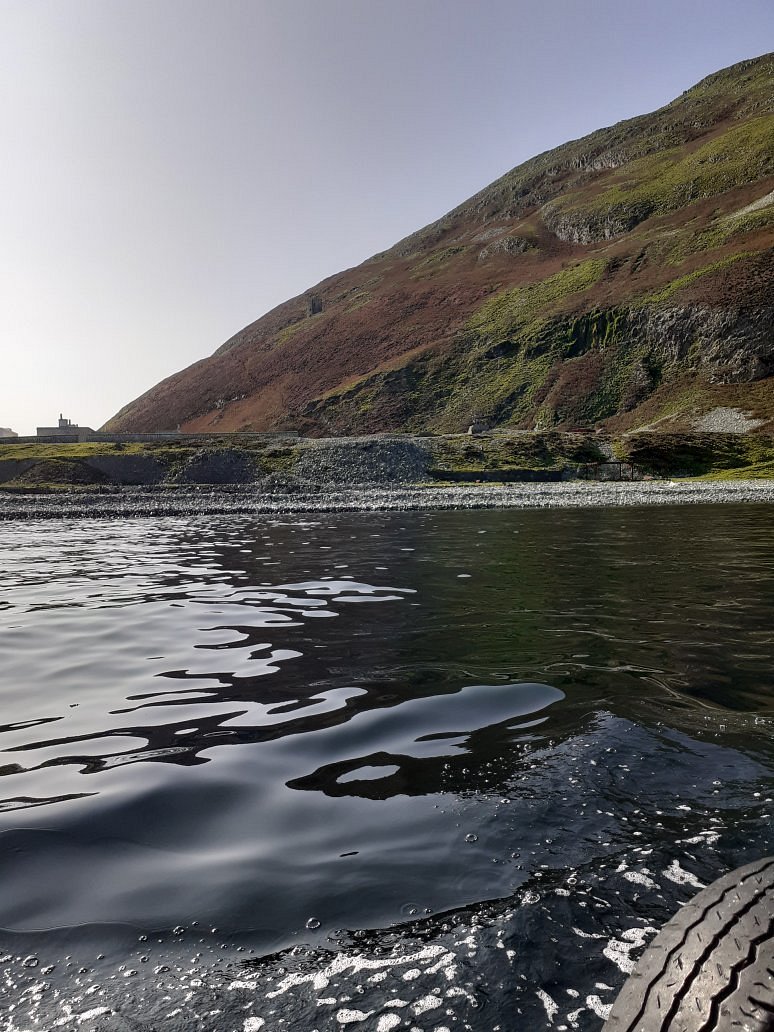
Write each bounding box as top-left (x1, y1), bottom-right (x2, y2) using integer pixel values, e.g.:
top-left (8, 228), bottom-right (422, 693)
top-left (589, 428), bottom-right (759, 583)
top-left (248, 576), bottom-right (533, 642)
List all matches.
top-left (104, 54), bottom-right (774, 436)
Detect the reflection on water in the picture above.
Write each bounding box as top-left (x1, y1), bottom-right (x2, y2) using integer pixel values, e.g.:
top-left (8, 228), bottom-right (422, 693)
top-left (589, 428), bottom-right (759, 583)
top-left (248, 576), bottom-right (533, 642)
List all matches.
top-left (0, 506), bottom-right (772, 1030)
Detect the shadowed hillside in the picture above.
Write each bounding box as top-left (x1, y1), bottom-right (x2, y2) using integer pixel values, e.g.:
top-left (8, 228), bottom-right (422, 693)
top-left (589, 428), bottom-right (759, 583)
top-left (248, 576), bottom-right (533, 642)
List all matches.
top-left (104, 54), bottom-right (774, 437)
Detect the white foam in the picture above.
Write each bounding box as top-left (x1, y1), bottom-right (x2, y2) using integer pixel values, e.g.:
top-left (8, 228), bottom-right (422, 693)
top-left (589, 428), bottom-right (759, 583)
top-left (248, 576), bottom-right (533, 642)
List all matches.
top-left (536, 988), bottom-right (558, 1023)
top-left (336, 1008), bottom-right (373, 1024)
top-left (572, 927), bottom-right (604, 939)
top-left (681, 830), bottom-right (720, 846)
top-left (603, 926), bottom-right (657, 973)
top-left (77, 1008), bottom-right (110, 1025)
top-left (412, 993), bottom-right (442, 1015)
top-left (376, 1015), bottom-right (401, 1032)
top-left (623, 870), bottom-right (657, 889)
top-left (266, 943), bottom-right (448, 997)
top-left (663, 860), bottom-right (705, 888)
top-left (586, 995), bottom-right (612, 1020)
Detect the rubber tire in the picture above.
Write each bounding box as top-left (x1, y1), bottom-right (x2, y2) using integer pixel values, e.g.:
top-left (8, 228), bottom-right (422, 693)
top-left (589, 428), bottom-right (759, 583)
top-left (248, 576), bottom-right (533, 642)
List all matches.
top-left (603, 855), bottom-right (774, 1032)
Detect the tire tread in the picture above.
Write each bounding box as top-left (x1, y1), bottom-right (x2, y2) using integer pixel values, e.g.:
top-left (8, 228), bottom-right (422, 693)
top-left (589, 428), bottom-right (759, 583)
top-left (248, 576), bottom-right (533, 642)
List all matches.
top-left (603, 856), bottom-right (774, 1032)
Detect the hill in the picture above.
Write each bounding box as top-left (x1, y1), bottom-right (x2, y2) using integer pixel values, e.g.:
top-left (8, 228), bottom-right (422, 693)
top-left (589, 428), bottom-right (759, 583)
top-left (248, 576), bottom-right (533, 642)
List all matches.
top-left (104, 54), bottom-right (774, 436)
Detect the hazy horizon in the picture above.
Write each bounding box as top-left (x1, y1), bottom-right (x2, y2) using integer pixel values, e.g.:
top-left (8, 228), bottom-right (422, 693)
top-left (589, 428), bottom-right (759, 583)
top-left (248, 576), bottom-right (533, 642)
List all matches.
top-left (1, 0), bottom-right (772, 435)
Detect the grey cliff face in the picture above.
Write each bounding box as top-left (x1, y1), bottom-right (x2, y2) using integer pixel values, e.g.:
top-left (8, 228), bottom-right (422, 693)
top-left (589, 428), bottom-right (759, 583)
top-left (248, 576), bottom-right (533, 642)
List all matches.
top-left (635, 305), bottom-right (773, 383)
top-left (540, 200), bottom-right (652, 244)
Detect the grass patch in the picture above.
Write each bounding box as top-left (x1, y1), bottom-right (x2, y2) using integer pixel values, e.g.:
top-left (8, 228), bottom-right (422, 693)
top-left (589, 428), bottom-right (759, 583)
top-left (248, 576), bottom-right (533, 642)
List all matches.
top-left (467, 259), bottom-right (608, 340)
top-left (344, 290), bottom-right (373, 312)
top-left (0, 442), bottom-right (139, 461)
top-left (430, 432), bottom-right (604, 473)
top-left (695, 459), bottom-right (774, 480)
top-left (617, 432), bottom-right (774, 476)
top-left (549, 115), bottom-right (774, 234)
top-left (275, 316), bottom-right (320, 346)
top-left (410, 246), bottom-right (469, 278)
top-left (260, 447), bottom-right (299, 474)
top-left (0, 482), bottom-right (89, 493)
top-left (0, 439), bottom-right (298, 489)
top-left (640, 251), bottom-right (753, 304)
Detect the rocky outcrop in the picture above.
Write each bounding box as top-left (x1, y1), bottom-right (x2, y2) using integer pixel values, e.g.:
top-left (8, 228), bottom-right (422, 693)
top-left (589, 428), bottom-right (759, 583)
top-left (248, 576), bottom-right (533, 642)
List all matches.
top-left (540, 200), bottom-right (649, 244)
top-left (554, 304), bottom-right (773, 383)
top-left (635, 304), bottom-right (773, 383)
top-left (477, 235), bottom-right (533, 261)
top-left (292, 302), bottom-right (773, 435)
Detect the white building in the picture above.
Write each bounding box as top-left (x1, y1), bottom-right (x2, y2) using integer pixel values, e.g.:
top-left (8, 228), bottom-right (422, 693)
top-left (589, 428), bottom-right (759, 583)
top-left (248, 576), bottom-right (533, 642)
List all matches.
top-left (36, 414), bottom-right (95, 439)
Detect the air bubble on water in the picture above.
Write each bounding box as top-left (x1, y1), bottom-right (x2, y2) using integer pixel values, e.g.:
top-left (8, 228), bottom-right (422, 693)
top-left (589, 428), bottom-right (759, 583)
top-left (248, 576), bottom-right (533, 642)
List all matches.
top-left (138, 934), bottom-right (148, 942)
top-left (40, 965), bottom-right (55, 975)
top-left (22, 956), bottom-right (39, 968)
top-left (306, 917), bottom-right (321, 930)
top-left (464, 834), bottom-right (478, 843)
top-left (154, 965), bottom-right (170, 975)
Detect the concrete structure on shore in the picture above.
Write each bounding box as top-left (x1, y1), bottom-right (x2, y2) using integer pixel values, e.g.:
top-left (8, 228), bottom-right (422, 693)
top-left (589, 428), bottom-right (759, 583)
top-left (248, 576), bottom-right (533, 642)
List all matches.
top-left (36, 414), bottom-right (96, 439)
top-left (8, 414), bottom-right (301, 446)
top-left (0, 427), bottom-right (18, 439)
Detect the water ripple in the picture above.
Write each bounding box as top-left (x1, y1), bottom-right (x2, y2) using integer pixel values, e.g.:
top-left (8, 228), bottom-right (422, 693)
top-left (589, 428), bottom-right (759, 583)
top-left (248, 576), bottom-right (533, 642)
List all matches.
top-left (0, 506), bottom-right (772, 1030)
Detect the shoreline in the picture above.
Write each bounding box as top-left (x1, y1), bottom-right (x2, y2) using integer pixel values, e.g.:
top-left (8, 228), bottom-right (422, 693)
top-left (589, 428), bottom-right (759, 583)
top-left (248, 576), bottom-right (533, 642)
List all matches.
top-left (2, 479), bottom-right (774, 520)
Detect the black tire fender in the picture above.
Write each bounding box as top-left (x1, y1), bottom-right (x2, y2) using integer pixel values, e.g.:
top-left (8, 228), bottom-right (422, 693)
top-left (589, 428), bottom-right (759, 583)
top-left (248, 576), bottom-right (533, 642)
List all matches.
top-left (603, 855), bottom-right (774, 1032)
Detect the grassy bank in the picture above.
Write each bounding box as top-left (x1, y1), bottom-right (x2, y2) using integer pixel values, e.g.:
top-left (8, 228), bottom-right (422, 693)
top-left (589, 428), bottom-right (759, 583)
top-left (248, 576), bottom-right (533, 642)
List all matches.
top-left (0, 432), bottom-right (772, 490)
top-left (615, 432), bottom-right (774, 478)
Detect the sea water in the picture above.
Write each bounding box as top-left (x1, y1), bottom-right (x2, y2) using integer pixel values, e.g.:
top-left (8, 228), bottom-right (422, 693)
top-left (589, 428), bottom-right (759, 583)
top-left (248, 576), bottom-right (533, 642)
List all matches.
top-left (1, 506), bottom-right (772, 1030)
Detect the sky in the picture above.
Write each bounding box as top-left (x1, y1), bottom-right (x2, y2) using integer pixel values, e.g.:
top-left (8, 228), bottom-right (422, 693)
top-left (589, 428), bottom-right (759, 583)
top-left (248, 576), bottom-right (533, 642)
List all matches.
top-left (1, 1), bottom-right (772, 435)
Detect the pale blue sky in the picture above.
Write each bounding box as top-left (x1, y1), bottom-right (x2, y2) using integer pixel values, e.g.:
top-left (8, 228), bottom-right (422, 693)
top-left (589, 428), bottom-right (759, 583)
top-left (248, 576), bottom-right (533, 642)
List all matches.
top-left (1, 0), bottom-right (772, 434)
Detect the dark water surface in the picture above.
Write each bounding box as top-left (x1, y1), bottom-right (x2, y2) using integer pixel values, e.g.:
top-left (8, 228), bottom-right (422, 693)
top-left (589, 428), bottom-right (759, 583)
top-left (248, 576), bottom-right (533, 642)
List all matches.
top-left (1, 505), bottom-right (772, 1031)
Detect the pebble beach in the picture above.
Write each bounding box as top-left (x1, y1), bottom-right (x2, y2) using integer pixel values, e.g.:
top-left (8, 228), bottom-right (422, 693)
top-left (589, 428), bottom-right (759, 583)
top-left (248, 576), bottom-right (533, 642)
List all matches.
top-left (2, 478), bottom-right (774, 520)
